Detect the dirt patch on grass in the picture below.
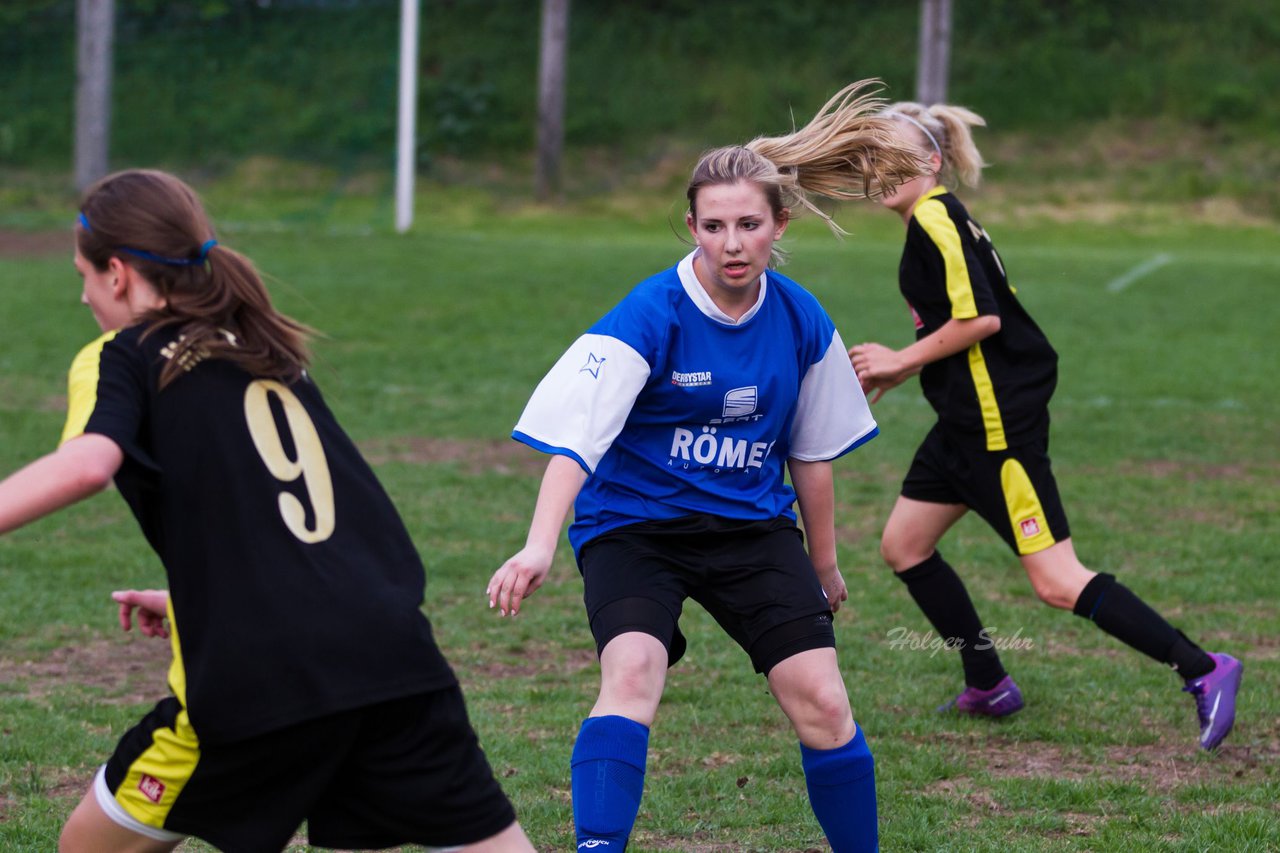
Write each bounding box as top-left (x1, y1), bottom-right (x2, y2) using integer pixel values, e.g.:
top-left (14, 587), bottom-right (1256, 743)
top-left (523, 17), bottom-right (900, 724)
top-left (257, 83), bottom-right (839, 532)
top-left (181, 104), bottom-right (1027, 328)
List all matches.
top-left (0, 636), bottom-right (171, 707)
top-left (0, 229), bottom-right (68, 259)
top-left (359, 436), bottom-right (547, 477)
top-left (467, 645), bottom-right (597, 680)
top-left (916, 731), bottom-right (1277, 794)
top-left (1078, 458), bottom-right (1278, 485)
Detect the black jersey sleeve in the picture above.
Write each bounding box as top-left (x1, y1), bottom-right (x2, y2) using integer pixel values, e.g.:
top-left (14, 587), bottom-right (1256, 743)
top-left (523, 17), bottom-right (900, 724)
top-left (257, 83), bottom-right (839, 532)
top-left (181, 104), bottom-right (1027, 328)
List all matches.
top-left (60, 329), bottom-right (159, 471)
top-left (912, 194), bottom-right (999, 320)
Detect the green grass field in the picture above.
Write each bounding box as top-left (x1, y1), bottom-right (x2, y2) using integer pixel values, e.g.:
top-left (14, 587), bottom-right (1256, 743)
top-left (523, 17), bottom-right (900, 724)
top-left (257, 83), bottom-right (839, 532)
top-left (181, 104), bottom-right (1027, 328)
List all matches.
top-left (0, 193), bottom-right (1277, 851)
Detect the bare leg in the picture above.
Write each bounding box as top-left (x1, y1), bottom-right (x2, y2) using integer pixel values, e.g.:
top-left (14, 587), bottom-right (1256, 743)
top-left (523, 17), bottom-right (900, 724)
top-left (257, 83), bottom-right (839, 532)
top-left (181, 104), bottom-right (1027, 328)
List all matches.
top-left (880, 495), bottom-right (967, 572)
top-left (458, 820), bottom-right (537, 852)
top-left (1018, 537), bottom-right (1096, 609)
top-left (59, 787), bottom-right (181, 853)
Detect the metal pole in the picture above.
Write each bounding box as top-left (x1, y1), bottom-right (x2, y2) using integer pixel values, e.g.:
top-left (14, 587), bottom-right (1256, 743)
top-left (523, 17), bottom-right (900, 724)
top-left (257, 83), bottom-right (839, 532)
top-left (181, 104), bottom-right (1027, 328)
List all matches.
top-left (535, 0), bottom-right (570, 202)
top-left (74, 0), bottom-right (115, 191)
top-left (916, 0), bottom-right (952, 105)
top-left (395, 0), bottom-right (420, 233)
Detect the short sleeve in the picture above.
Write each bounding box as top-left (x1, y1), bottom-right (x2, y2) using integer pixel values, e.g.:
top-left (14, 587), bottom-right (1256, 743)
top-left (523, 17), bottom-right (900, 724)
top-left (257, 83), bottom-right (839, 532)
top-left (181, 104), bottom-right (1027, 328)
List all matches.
top-left (61, 331), bottom-right (153, 467)
top-left (914, 197), bottom-right (994, 320)
top-left (512, 333), bottom-right (651, 473)
top-left (789, 328), bottom-right (878, 461)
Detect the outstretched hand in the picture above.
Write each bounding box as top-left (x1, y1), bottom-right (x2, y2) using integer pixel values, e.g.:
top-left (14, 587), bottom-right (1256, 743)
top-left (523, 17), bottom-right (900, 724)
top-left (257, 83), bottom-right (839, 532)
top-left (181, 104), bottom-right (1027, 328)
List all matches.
top-left (486, 545), bottom-right (553, 617)
top-left (112, 589), bottom-right (170, 639)
top-left (849, 341), bottom-right (910, 403)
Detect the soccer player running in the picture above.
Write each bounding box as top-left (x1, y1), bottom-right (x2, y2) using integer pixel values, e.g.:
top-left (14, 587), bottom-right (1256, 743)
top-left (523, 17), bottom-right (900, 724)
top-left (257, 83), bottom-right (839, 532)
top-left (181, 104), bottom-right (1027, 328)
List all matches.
top-left (486, 81), bottom-right (925, 853)
top-left (0, 170), bottom-right (535, 852)
top-left (848, 102), bottom-right (1242, 750)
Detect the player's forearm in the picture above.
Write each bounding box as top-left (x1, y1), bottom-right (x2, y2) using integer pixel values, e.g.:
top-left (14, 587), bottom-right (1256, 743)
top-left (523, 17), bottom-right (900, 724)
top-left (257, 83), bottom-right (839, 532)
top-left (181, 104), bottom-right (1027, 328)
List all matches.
top-left (789, 459), bottom-right (837, 570)
top-left (899, 314), bottom-right (1001, 372)
top-left (0, 435), bottom-right (123, 534)
top-left (524, 454), bottom-right (588, 553)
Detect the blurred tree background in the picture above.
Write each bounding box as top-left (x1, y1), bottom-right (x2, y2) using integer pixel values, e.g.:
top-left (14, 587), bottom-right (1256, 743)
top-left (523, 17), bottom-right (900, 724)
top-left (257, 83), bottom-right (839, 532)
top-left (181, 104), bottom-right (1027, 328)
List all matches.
top-left (2, 0), bottom-right (1278, 215)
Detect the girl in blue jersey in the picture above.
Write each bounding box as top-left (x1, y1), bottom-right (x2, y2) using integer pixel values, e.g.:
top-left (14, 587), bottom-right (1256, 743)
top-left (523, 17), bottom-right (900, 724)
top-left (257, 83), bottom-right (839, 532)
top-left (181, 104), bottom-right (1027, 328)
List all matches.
top-left (849, 103), bottom-right (1241, 750)
top-left (487, 81), bottom-right (925, 852)
top-left (0, 170), bottom-right (535, 853)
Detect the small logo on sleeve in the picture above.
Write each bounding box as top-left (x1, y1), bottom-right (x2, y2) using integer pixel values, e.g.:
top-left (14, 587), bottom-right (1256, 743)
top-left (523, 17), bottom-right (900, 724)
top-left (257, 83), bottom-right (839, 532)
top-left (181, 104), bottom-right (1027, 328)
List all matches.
top-left (1019, 517), bottom-right (1042, 538)
top-left (579, 353), bottom-right (606, 379)
top-left (138, 774), bottom-right (166, 804)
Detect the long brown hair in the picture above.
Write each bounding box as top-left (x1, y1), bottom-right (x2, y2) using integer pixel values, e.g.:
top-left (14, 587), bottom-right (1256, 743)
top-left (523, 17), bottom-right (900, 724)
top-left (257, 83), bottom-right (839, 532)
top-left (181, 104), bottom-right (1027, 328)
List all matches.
top-left (687, 79), bottom-right (930, 258)
top-left (77, 169), bottom-right (312, 389)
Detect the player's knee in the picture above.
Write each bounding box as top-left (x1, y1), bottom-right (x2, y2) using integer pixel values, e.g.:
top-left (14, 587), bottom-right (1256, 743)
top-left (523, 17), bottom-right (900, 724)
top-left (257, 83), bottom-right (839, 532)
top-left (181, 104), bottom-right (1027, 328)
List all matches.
top-left (1029, 575), bottom-right (1077, 610)
top-left (881, 536), bottom-right (925, 573)
top-left (789, 681), bottom-right (854, 741)
top-left (599, 640), bottom-right (666, 703)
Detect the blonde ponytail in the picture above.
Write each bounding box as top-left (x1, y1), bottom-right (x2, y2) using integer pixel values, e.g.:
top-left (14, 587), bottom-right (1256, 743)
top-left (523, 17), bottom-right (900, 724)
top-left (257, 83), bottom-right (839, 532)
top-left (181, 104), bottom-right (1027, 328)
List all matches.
top-left (883, 101), bottom-right (988, 188)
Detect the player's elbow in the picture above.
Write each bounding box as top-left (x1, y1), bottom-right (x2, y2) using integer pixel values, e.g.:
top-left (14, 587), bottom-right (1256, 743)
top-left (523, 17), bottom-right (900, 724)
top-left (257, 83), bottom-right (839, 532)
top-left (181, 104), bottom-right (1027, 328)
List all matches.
top-left (977, 314), bottom-right (1001, 336)
top-left (60, 435), bottom-right (123, 495)
top-left (74, 462), bottom-right (117, 495)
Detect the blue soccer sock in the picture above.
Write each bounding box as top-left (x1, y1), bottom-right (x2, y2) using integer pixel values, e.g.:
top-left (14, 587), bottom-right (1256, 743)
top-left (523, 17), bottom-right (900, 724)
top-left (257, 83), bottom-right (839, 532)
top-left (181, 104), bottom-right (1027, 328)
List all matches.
top-left (571, 715), bottom-right (650, 851)
top-left (800, 726), bottom-right (878, 853)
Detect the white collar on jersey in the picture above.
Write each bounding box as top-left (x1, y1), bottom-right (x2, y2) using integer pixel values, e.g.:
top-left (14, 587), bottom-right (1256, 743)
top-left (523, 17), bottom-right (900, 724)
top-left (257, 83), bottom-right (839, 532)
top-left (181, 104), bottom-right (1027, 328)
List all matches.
top-left (677, 249), bottom-right (767, 326)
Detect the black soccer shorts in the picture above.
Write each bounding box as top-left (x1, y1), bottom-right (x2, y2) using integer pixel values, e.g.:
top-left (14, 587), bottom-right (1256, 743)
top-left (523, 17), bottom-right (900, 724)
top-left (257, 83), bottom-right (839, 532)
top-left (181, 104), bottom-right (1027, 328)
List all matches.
top-left (901, 423), bottom-right (1071, 556)
top-left (577, 514), bottom-right (837, 675)
top-left (98, 687), bottom-right (516, 851)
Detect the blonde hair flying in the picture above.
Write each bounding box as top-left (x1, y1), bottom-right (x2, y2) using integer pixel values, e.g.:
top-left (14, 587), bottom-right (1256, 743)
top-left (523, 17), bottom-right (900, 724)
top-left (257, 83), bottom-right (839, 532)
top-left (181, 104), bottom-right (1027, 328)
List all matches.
top-left (687, 79), bottom-right (931, 245)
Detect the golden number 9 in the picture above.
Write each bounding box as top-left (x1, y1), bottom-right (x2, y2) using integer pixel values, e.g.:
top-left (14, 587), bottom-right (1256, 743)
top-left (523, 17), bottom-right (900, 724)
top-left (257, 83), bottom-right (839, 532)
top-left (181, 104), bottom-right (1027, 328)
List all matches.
top-left (243, 380), bottom-right (335, 543)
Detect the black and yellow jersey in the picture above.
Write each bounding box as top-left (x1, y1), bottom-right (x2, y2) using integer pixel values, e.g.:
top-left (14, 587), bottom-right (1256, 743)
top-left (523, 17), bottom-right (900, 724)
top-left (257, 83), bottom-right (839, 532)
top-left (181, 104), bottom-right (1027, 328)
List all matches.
top-left (899, 187), bottom-right (1058, 449)
top-left (61, 323), bottom-right (456, 744)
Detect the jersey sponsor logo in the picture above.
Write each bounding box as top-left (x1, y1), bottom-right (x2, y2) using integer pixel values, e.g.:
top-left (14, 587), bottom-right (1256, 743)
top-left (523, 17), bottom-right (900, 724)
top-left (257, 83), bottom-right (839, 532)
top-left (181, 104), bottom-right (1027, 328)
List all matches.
top-left (669, 425), bottom-right (775, 472)
top-left (578, 842), bottom-right (612, 849)
top-left (1019, 517), bottom-right (1042, 538)
top-left (138, 774), bottom-right (166, 804)
top-left (579, 353), bottom-right (606, 379)
top-left (671, 369), bottom-right (712, 387)
top-left (721, 386), bottom-right (757, 418)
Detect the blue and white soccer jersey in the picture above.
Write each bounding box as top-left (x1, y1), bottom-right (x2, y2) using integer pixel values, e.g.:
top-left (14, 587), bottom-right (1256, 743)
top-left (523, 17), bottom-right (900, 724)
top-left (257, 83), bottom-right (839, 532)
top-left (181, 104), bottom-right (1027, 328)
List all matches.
top-left (514, 250), bottom-right (877, 555)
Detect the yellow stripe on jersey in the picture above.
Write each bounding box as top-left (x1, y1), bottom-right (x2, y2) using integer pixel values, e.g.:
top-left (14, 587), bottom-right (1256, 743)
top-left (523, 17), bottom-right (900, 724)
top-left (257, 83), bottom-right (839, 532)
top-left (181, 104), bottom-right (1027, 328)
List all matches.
top-left (968, 342), bottom-right (1008, 451)
top-left (113, 596), bottom-right (200, 829)
top-left (912, 186), bottom-right (978, 319)
top-left (60, 331), bottom-right (119, 445)
top-left (166, 596), bottom-right (189, 708)
top-left (1000, 458), bottom-right (1056, 555)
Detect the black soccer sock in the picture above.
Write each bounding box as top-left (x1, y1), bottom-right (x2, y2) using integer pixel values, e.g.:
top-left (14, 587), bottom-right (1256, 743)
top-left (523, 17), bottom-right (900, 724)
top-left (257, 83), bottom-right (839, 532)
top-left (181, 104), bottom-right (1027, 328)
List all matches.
top-left (897, 552), bottom-right (1006, 690)
top-left (1072, 573), bottom-right (1215, 679)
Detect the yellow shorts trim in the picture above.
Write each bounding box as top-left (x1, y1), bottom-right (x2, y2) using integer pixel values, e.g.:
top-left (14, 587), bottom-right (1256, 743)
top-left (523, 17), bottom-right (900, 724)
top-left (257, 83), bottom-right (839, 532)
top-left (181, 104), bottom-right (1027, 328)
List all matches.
top-left (115, 706), bottom-right (201, 830)
top-left (1000, 458), bottom-right (1057, 555)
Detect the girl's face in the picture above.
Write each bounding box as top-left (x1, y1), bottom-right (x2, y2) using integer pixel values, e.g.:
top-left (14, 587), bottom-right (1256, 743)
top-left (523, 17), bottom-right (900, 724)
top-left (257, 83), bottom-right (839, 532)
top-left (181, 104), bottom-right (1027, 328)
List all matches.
top-left (879, 121), bottom-right (941, 219)
top-left (686, 180), bottom-right (787, 313)
top-left (74, 249), bottom-right (133, 332)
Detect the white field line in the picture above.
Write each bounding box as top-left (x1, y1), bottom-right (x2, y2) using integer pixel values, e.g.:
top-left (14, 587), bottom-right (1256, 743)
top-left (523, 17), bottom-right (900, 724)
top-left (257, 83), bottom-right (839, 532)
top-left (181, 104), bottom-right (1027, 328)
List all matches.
top-left (1106, 252), bottom-right (1174, 293)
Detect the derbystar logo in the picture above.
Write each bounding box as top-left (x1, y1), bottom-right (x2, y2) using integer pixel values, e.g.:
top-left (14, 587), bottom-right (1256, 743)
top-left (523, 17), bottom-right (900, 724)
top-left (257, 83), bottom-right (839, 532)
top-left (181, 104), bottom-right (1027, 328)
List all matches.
top-left (138, 774), bottom-right (166, 804)
top-left (671, 369), bottom-right (712, 387)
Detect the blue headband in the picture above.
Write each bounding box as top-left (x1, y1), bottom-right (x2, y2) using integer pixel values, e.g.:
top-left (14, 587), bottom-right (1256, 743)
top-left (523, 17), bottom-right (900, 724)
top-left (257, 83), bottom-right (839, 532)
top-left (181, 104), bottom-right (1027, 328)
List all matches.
top-left (78, 211), bottom-right (217, 266)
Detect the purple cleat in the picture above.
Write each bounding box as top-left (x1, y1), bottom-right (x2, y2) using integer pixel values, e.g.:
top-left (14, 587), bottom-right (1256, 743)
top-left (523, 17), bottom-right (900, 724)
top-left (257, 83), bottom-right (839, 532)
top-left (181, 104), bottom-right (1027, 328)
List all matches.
top-left (1183, 652), bottom-right (1242, 750)
top-left (938, 674), bottom-right (1024, 717)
